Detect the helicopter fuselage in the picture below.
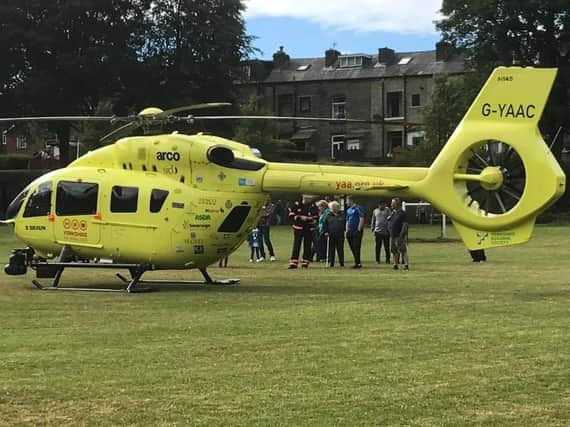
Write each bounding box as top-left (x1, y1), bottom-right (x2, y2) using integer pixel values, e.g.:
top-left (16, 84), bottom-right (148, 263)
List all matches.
top-left (7, 133), bottom-right (272, 268)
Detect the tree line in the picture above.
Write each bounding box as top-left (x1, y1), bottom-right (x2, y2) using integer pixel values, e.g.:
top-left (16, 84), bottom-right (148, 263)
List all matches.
top-left (0, 1), bottom-right (568, 173)
top-left (0, 0), bottom-right (253, 164)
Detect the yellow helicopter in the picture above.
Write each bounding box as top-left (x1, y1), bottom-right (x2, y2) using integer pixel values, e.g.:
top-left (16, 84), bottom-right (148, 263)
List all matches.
top-left (1, 66), bottom-right (566, 292)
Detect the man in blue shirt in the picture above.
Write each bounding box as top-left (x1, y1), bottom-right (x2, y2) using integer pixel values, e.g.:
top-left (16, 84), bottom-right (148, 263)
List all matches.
top-left (345, 196), bottom-right (365, 268)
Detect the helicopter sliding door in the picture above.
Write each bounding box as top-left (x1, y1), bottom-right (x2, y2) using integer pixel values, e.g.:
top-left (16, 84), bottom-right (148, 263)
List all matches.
top-left (53, 181), bottom-right (101, 248)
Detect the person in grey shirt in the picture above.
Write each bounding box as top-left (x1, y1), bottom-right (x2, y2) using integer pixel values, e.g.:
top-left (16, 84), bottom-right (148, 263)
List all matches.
top-left (371, 200), bottom-right (391, 264)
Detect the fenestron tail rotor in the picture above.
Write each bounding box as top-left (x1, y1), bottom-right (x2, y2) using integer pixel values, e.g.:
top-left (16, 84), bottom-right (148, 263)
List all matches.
top-left (454, 141), bottom-right (526, 216)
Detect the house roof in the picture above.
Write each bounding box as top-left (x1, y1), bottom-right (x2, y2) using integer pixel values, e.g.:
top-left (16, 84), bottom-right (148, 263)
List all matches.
top-left (263, 50), bottom-right (465, 84)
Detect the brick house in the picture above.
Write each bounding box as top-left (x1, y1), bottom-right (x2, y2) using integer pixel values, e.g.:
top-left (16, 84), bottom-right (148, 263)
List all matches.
top-left (238, 42), bottom-right (465, 163)
top-left (1, 124), bottom-right (77, 169)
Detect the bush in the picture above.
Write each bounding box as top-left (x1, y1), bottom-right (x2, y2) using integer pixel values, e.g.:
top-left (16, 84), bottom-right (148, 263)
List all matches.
top-left (0, 155), bottom-right (31, 170)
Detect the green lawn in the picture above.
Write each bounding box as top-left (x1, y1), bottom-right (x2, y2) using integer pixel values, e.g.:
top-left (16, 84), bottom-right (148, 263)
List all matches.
top-left (1, 224), bottom-right (570, 426)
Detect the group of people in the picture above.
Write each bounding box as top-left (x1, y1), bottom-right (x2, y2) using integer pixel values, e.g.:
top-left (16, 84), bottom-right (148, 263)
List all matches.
top-left (286, 195), bottom-right (409, 271)
top-left (237, 195), bottom-right (485, 269)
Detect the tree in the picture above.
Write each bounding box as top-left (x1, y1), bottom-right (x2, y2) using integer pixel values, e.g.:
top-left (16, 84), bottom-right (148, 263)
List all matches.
top-left (0, 1), bottom-right (255, 161)
top-left (139, 0), bottom-right (254, 107)
top-left (0, 0), bottom-right (150, 166)
top-left (233, 95), bottom-right (295, 161)
top-left (393, 74), bottom-right (478, 166)
top-left (437, 0), bottom-right (570, 150)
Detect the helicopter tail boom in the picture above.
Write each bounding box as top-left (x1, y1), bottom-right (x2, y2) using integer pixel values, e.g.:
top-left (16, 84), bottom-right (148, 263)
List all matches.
top-left (263, 67), bottom-right (565, 250)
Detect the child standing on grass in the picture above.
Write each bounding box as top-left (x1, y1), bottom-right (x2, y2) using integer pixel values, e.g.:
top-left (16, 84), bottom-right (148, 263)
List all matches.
top-left (247, 228), bottom-right (262, 262)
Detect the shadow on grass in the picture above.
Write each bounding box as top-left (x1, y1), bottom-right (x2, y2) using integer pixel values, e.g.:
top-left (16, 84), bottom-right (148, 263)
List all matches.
top-left (37, 279), bottom-right (449, 302)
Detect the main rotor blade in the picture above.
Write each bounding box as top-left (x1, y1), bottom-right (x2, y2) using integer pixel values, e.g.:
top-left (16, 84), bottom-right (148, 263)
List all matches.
top-left (191, 115), bottom-right (424, 126)
top-left (160, 103), bottom-right (232, 116)
top-left (192, 115), bottom-right (369, 123)
top-left (0, 116), bottom-right (116, 122)
top-left (99, 122), bottom-right (139, 143)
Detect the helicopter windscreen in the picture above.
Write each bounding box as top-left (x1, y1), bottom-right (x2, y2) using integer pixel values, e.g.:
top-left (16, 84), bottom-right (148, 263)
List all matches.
top-left (5, 183), bottom-right (33, 220)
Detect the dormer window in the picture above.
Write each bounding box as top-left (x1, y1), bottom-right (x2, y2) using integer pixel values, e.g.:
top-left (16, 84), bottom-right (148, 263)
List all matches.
top-left (338, 55), bottom-right (369, 68)
top-left (398, 57), bottom-right (412, 65)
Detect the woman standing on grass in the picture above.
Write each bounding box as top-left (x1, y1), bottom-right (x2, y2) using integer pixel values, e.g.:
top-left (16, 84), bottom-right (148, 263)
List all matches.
top-left (323, 201), bottom-right (345, 267)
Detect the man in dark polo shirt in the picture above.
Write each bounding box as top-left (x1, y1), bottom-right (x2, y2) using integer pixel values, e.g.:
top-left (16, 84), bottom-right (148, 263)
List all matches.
top-left (389, 198), bottom-right (409, 270)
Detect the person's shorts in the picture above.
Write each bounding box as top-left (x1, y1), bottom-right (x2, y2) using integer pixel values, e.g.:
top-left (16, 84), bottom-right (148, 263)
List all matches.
top-left (391, 236), bottom-right (407, 254)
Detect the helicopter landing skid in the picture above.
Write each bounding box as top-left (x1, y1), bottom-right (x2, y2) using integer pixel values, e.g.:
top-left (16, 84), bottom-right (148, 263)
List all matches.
top-left (116, 268), bottom-right (240, 288)
top-left (30, 262), bottom-right (153, 293)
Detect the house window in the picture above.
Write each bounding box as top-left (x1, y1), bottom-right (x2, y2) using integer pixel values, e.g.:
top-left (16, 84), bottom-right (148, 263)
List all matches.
top-left (407, 131), bottom-right (426, 146)
top-left (16, 136), bottom-right (27, 150)
top-left (411, 94), bottom-right (421, 107)
top-left (386, 92), bottom-right (403, 118)
top-left (339, 56), bottom-right (364, 68)
top-left (331, 134), bottom-right (346, 160)
top-left (277, 94), bottom-right (293, 116)
top-left (2, 131), bottom-right (7, 145)
top-left (347, 139), bottom-right (361, 151)
top-left (111, 186), bottom-right (139, 213)
top-left (299, 96), bottom-right (312, 113)
top-left (386, 131), bottom-right (403, 156)
top-left (242, 65), bottom-right (252, 81)
top-left (331, 97), bottom-right (346, 119)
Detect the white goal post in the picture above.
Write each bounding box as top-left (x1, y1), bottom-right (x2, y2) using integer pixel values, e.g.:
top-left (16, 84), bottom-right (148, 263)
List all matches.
top-left (402, 201), bottom-right (448, 239)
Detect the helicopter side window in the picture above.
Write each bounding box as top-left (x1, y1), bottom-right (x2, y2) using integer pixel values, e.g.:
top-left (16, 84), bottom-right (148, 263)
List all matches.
top-left (217, 206), bottom-right (251, 233)
top-left (4, 184), bottom-right (32, 220)
top-left (23, 181), bottom-right (52, 218)
top-left (111, 186), bottom-right (139, 213)
top-left (150, 189), bottom-right (169, 213)
top-left (56, 181), bottom-right (99, 216)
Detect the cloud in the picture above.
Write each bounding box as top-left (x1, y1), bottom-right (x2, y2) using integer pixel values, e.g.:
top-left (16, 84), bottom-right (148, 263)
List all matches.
top-left (244, 0), bottom-right (442, 34)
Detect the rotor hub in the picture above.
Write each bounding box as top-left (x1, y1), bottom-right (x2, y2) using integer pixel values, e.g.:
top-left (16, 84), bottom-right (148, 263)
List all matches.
top-left (479, 166), bottom-right (504, 191)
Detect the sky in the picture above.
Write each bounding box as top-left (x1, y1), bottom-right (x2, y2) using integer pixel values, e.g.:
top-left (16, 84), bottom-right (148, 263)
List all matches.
top-left (244, 0), bottom-right (443, 59)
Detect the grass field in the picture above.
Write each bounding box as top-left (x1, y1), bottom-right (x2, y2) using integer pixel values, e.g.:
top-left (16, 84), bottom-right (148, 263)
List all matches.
top-left (1, 224), bottom-right (570, 426)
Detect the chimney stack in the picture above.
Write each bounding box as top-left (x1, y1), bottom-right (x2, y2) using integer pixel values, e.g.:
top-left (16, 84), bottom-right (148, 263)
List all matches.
top-left (378, 47), bottom-right (396, 65)
top-left (435, 41), bottom-right (453, 62)
top-left (325, 48), bottom-right (340, 67)
top-left (273, 46), bottom-right (290, 68)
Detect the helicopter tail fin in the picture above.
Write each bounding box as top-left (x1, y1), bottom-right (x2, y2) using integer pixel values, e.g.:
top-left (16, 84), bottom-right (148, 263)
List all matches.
top-left (459, 67), bottom-right (556, 126)
top-left (452, 218), bottom-right (536, 250)
top-left (421, 66), bottom-right (564, 241)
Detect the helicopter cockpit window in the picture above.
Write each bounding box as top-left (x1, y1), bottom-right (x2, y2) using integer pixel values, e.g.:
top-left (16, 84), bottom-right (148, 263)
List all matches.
top-left (5, 184), bottom-right (32, 220)
top-left (150, 189), bottom-right (169, 213)
top-left (217, 206), bottom-right (251, 233)
top-left (56, 181), bottom-right (99, 216)
top-left (111, 186), bottom-right (139, 213)
top-left (23, 181), bottom-right (52, 218)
